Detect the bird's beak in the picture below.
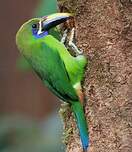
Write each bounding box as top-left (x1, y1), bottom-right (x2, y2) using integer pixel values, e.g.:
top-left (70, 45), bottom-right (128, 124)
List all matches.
top-left (41, 13), bottom-right (73, 31)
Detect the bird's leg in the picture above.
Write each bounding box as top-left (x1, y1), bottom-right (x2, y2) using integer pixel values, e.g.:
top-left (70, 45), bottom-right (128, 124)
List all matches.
top-left (68, 28), bottom-right (83, 55)
top-left (61, 27), bottom-right (84, 56)
top-left (61, 29), bottom-right (68, 44)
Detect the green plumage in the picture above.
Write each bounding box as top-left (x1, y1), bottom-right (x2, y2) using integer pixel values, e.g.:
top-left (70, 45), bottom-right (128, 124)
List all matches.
top-left (16, 17), bottom-right (89, 151)
top-left (17, 0), bottom-right (60, 71)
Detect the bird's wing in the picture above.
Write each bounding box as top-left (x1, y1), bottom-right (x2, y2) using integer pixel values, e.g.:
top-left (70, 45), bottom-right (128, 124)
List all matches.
top-left (31, 41), bottom-right (78, 102)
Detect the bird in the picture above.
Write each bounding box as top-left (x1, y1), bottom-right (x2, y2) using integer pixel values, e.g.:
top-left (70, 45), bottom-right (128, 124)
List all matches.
top-left (16, 13), bottom-right (89, 151)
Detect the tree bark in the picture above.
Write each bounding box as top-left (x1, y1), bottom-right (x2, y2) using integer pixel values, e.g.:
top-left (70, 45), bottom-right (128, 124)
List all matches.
top-left (60, 0), bottom-right (132, 152)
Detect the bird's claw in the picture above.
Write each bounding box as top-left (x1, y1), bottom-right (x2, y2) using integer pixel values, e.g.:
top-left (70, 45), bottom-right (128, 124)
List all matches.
top-left (61, 28), bottom-right (84, 56)
top-left (68, 28), bottom-right (83, 55)
top-left (69, 41), bottom-right (83, 55)
top-left (61, 29), bottom-right (68, 44)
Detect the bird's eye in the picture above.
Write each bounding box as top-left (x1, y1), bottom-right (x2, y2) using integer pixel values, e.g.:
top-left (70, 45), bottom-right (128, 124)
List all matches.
top-left (32, 24), bottom-right (37, 29)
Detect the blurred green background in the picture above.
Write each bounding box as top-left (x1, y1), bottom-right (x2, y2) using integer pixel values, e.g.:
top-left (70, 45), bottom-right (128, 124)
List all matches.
top-left (0, 0), bottom-right (65, 151)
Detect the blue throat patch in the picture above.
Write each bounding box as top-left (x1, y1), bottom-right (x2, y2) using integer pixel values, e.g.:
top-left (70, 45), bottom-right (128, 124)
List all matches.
top-left (32, 29), bottom-right (48, 39)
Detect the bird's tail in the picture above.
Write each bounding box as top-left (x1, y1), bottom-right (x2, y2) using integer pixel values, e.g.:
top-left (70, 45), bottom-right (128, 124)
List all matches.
top-left (71, 101), bottom-right (89, 151)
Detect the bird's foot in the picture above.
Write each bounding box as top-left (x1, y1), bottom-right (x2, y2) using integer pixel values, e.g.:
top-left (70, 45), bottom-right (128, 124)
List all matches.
top-left (61, 28), bottom-right (84, 56)
top-left (61, 29), bottom-right (68, 44)
top-left (68, 28), bottom-right (83, 55)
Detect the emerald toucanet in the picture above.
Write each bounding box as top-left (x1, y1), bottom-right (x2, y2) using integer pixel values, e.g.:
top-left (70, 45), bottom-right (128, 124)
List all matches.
top-left (16, 13), bottom-right (89, 151)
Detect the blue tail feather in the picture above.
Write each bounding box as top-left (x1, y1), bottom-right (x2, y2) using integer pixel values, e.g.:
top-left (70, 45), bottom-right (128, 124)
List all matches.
top-left (71, 102), bottom-right (89, 151)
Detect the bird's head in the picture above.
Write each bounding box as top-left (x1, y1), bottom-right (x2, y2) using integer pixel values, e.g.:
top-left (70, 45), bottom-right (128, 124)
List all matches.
top-left (16, 13), bottom-right (73, 51)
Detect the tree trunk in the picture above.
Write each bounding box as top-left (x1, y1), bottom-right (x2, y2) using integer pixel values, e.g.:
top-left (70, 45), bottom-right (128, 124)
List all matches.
top-left (60, 0), bottom-right (132, 152)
